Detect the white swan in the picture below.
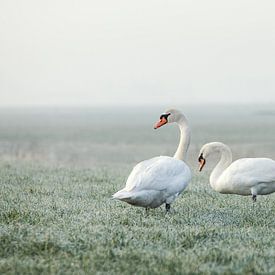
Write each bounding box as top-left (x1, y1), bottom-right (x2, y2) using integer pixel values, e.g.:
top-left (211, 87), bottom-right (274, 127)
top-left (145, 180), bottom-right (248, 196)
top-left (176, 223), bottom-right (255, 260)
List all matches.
top-left (198, 142), bottom-right (275, 201)
top-left (113, 109), bottom-right (191, 212)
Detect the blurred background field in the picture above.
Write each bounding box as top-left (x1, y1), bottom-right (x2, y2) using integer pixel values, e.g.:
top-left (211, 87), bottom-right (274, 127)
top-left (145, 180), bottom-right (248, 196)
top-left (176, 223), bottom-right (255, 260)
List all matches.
top-left (0, 105), bottom-right (275, 274)
top-left (1, 104), bottom-right (275, 169)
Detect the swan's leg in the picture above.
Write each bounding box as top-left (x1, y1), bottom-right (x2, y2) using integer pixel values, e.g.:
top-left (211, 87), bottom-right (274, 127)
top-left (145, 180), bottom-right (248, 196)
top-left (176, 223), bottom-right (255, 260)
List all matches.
top-left (165, 194), bottom-right (177, 213)
top-left (165, 203), bottom-right (171, 212)
top-left (145, 207), bottom-right (149, 214)
top-left (251, 187), bottom-right (257, 202)
top-left (252, 195), bottom-right (257, 202)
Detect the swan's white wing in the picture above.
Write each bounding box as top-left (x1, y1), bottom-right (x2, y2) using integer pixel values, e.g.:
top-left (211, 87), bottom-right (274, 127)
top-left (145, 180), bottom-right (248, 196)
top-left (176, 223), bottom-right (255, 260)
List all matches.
top-left (222, 158), bottom-right (275, 187)
top-left (124, 156), bottom-right (191, 195)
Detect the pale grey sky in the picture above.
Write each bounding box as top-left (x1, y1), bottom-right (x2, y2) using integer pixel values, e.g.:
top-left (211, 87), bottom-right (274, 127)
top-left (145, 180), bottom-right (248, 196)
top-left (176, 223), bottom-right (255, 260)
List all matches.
top-left (0, 0), bottom-right (275, 106)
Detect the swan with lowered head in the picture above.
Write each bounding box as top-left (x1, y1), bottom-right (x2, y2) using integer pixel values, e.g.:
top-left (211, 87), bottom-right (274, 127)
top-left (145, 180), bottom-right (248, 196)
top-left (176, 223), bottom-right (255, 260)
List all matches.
top-left (113, 109), bottom-right (191, 212)
top-left (198, 142), bottom-right (275, 201)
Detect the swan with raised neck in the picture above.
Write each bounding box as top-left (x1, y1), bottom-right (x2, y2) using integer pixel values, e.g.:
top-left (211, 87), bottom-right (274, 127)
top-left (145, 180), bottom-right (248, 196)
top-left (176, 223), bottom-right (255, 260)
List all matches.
top-left (113, 108), bottom-right (192, 212)
top-left (154, 108), bottom-right (191, 162)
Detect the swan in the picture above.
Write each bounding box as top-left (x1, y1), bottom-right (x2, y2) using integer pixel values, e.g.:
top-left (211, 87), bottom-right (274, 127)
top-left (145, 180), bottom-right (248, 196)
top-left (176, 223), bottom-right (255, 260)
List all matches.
top-left (198, 142), bottom-right (275, 201)
top-left (113, 109), bottom-right (191, 212)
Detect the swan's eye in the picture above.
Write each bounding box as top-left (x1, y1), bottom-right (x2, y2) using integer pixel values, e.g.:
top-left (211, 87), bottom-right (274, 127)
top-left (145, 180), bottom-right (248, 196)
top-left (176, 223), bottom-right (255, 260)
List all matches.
top-left (160, 113), bottom-right (171, 120)
top-left (198, 153), bottom-right (204, 162)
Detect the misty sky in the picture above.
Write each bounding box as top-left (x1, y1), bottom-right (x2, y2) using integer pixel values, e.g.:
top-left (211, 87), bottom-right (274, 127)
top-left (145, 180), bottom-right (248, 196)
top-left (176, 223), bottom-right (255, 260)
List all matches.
top-left (0, 0), bottom-right (275, 106)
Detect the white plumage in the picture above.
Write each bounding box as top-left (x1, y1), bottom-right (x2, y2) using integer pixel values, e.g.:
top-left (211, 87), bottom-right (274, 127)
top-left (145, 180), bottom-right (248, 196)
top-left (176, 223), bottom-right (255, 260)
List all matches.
top-left (216, 158), bottom-right (275, 196)
top-left (113, 109), bottom-right (192, 211)
top-left (113, 156), bottom-right (191, 208)
top-left (199, 142), bottom-right (275, 201)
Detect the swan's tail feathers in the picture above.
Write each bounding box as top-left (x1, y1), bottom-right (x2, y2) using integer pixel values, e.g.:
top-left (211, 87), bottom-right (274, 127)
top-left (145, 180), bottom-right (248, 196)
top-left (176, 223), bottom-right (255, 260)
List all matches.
top-left (112, 190), bottom-right (133, 202)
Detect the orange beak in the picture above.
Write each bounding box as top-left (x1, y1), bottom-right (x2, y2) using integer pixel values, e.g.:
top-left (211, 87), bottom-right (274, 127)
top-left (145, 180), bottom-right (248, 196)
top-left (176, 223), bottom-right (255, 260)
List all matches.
top-left (154, 117), bottom-right (167, 129)
top-left (199, 158), bottom-right (206, 172)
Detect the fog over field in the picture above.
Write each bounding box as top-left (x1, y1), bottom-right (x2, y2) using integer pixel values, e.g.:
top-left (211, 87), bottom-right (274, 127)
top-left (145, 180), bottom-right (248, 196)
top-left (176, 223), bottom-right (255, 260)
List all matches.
top-left (1, 1), bottom-right (275, 106)
top-left (1, 105), bottom-right (275, 168)
top-left (1, 0), bottom-right (275, 273)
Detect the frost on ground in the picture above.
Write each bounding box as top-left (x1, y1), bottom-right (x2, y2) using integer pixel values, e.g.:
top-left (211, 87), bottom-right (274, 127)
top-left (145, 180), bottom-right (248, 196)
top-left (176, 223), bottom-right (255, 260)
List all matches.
top-left (0, 107), bottom-right (274, 274)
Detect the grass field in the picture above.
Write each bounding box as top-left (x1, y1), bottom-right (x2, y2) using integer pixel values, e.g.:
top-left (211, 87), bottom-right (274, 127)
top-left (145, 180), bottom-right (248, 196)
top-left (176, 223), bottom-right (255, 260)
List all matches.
top-left (0, 105), bottom-right (274, 274)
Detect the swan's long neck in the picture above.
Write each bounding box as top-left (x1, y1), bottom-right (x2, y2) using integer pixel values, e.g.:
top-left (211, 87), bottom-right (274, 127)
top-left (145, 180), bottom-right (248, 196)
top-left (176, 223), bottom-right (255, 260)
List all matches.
top-left (173, 117), bottom-right (191, 161)
top-left (210, 146), bottom-right (232, 189)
